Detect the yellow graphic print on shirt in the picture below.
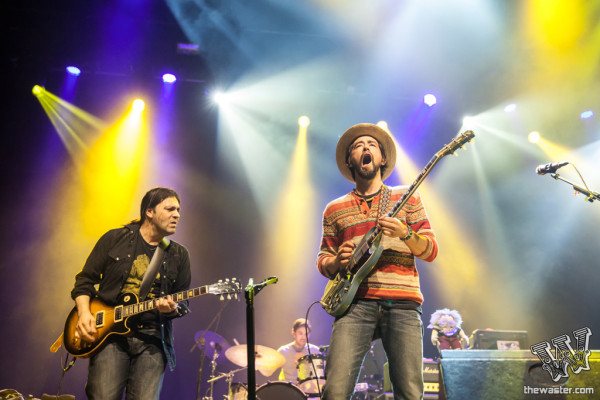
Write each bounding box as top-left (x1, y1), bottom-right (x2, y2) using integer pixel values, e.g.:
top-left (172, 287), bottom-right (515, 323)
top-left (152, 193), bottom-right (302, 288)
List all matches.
top-left (122, 254), bottom-right (161, 298)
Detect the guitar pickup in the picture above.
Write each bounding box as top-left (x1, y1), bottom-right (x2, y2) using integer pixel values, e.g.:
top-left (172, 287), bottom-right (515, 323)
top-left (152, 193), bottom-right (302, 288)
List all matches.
top-left (95, 311), bottom-right (105, 328)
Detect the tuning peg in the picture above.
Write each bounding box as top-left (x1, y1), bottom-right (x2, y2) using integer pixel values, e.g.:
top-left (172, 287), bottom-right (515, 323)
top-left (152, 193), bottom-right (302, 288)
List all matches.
top-left (220, 295), bottom-right (224, 301)
top-left (453, 152), bottom-right (459, 156)
top-left (227, 294), bottom-right (232, 300)
top-left (218, 279), bottom-right (223, 283)
top-left (225, 278), bottom-right (230, 282)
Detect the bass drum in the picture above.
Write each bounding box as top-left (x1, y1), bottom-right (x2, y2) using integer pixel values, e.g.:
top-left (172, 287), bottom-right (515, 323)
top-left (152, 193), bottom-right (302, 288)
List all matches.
top-left (256, 381), bottom-right (306, 400)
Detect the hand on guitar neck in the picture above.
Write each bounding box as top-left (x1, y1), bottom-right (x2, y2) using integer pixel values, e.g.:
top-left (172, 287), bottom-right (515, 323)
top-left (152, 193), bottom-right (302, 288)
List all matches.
top-left (378, 216), bottom-right (428, 256)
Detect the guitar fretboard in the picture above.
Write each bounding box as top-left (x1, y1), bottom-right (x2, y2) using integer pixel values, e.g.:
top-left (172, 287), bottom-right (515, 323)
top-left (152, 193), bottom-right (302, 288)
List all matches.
top-left (114, 281), bottom-right (239, 320)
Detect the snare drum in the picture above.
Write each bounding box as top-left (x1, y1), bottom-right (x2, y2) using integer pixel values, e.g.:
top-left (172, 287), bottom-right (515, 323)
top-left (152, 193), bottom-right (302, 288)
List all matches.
top-left (256, 381), bottom-right (306, 399)
top-left (296, 354), bottom-right (326, 396)
top-left (229, 382), bottom-right (247, 400)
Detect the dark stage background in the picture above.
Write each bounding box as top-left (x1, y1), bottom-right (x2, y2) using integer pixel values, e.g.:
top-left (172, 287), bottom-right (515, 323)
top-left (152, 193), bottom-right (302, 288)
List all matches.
top-left (2, 1), bottom-right (600, 398)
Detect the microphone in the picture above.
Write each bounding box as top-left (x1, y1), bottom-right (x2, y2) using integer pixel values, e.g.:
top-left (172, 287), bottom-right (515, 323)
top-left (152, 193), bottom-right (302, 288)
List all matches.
top-left (535, 161), bottom-right (569, 175)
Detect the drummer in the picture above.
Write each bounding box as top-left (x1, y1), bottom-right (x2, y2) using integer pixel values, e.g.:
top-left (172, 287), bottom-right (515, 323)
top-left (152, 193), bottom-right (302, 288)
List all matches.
top-left (276, 318), bottom-right (321, 382)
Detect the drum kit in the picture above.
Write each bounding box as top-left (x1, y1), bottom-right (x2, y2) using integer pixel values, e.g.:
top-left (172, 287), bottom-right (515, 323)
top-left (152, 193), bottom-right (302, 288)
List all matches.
top-left (196, 330), bottom-right (328, 400)
top-left (196, 331), bottom-right (384, 400)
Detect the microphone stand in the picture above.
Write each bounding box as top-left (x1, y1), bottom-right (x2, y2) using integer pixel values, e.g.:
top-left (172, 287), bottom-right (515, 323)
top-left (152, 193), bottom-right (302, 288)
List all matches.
top-left (551, 173), bottom-right (600, 203)
top-left (244, 276), bottom-right (278, 400)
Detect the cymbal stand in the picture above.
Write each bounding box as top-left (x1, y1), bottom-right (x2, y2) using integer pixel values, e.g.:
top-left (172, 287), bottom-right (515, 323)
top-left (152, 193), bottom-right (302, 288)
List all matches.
top-left (225, 370), bottom-right (235, 400)
top-left (202, 348), bottom-right (221, 400)
top-left (191, 300), bottom-right (229, 400)
top-left (244, 276), bottom-right (278, 400)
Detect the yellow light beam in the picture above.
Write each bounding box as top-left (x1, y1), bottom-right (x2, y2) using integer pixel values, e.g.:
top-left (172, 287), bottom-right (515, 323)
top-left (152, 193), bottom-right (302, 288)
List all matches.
top-left (80, 100), bottom-right (150, 237)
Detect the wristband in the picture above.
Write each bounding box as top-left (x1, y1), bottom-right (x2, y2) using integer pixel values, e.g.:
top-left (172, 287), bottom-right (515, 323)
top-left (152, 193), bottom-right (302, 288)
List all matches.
top-left (400, 225), bottom-right (413, 241)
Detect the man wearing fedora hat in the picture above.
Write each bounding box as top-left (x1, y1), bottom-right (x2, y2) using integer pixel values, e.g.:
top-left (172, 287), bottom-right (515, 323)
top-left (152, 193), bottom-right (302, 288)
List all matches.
top-left (317, 123), bottom-right (439, 400)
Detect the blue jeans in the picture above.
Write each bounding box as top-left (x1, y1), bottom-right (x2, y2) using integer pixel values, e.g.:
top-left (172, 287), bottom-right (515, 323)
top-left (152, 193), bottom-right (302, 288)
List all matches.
top-left (85, 335), bottom-right (167, 400)
top-left (322, 300), bottom-right (424, 400)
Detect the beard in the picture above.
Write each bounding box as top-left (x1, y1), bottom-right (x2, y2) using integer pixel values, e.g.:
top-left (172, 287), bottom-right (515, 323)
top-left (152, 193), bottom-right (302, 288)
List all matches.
top-left (350, 159), bottom-right (382, 181)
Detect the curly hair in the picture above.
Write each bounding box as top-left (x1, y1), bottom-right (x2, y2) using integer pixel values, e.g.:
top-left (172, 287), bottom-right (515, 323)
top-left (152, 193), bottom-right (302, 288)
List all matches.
top-left (427, 308), bottom-right (463, 329)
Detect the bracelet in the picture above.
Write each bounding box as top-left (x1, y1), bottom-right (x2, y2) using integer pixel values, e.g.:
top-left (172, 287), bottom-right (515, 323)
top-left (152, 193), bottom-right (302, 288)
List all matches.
top-left (400, 225), bottom-right (413, 241)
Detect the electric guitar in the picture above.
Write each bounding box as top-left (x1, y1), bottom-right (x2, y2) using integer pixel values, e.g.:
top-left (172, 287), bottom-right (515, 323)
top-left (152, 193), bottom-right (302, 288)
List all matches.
top-left (63, 278), bottom-right (241, 358)
top-left (320, 131), bottom-right (475, 317)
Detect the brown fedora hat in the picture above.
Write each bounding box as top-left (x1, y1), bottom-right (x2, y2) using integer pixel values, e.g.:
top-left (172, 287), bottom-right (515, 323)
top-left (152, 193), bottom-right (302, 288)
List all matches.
top-left (335, 123), bottom-right (397, 183)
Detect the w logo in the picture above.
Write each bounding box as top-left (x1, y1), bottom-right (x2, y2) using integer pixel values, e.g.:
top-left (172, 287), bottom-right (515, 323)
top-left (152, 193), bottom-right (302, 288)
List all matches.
top-left (530, 327), bottom-right (592, 382)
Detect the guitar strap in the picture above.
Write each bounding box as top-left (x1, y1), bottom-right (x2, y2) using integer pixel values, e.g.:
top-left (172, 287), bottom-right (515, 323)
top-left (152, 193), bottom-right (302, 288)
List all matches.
top-left (378, 185), bottom-right (391, 221)
top-left (138, 237), bottom-right (171, 301)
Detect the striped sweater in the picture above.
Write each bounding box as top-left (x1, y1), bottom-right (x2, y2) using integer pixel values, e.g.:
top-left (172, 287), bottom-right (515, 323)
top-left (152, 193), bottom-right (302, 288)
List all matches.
top-left (317, 185), bottom-right (438, 304)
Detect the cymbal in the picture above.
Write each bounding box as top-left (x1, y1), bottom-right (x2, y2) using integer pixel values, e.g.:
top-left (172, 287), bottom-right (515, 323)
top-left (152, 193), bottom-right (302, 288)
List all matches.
top-left (225, 344), bottom-right (285, 376)
top-left (194, 330), bottom-right (230, 360)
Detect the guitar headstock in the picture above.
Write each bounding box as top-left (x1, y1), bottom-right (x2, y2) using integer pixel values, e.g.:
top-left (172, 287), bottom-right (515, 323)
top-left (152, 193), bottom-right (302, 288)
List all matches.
top-left (436, 130), bottom-right (475, 158)
top-left (210, 278), bottom-right (242, 300)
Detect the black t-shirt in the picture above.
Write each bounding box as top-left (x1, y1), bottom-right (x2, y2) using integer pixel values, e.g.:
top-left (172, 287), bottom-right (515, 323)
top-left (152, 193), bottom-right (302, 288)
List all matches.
top-left (121, 231), bottom-right (163, 336)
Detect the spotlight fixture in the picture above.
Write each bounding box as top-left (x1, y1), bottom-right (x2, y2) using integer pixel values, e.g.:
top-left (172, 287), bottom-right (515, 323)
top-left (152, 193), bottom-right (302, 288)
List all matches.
top-left (132, 99), bottom-right (145, 112)
top-left (528, 131), bottom-right (540, 144)
top-left (32, 85), bottom-right (44, 96)
top-left (298, 116), bottom-right (310, 128)
top-left (376, 121), bottom-right (389, 132)
top-left (177, 43), bottom-right (200, 55)
top-left (504, 103), bottom-right (517, 113)
top-left (66, 66), bottom-right (81, 76)
top-left (212, 91), bottom-right (225, 105)
top-left (423, 94), bottom-right (437, 107)
top-left (580, 110), bottom-right (594, 119)
top-left (162, 73), bottom-right (177, 84)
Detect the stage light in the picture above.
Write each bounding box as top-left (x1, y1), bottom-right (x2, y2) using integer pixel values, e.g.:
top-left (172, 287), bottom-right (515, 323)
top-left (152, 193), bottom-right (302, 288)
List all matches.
top-left (132, 99), bottom-right (145, 112)
top-left (580, 110), bottom-right (594, 119)
top-left (212, 91), bottom-right (226, 105)
top-left (298, 116), bottom-right (310, 128)
top-left (423, 94), bottom-right (437, 107)
top-left (162, 73), bottom-right (177, 84)
top-left (32, 85), bottom-right (44, 97)
top-left (376, 121), bottom-right (389, 131)
top-left (177, 43), bottom-right (200, 55)
top-left (528, 131), bottom-right (540, 143)
top-left (66, 66), bottom-right (81, 76)
top-left (504, 103), bottom-right (517, 113)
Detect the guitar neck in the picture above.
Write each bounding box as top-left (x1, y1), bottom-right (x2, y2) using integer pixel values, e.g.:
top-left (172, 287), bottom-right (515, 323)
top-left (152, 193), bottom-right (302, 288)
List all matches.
top-left (121, 285), bottom-right (212, 318)
top-left (356, 154), bottom-right (442, 253)
top-left (386, 154), bottom-right (441, 219)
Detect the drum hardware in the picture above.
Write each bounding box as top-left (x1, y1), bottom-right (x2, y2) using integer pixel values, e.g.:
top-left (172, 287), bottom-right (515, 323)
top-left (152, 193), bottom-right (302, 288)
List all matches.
top-left (203, 340), bottom-right (226, 400)
top-left (205, 367), bottom-right (246, 400)
top-left (296, 354), bottom-right (326, 397)
top-left (256, 381), bottom-right (307, 400)
top-left (224, 344), bottom-right (286, 377)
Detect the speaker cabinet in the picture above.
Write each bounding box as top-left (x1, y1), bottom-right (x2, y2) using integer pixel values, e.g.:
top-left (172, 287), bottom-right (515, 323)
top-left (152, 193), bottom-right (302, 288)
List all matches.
top-left (440, 350), bottom-right (600, 400)
top-left (383, 359), bottom-right (440, 399)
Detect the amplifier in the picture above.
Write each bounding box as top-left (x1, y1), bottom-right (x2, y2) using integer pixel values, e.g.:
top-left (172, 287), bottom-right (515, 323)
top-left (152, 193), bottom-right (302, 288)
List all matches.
top-left (469, 329), bottom-right (528, 350)
top-left (383, 359), bottom-right (439, 398)
top-left (440, 349), bottom-right (600, 400)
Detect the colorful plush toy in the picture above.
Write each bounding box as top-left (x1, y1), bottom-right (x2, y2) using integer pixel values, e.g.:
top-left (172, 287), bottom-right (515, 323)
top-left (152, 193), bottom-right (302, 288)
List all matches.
top-left (428, 308), bottom-right (469, 350)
